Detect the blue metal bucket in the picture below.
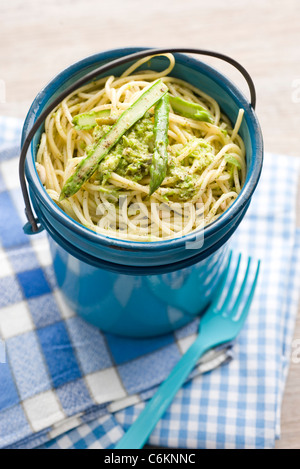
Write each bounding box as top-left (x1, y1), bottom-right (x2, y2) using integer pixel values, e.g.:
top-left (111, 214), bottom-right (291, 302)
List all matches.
top-left (21, 48), bottom-right (263, 337)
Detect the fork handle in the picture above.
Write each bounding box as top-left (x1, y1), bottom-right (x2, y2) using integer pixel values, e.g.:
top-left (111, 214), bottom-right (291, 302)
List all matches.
top-left (115, 336), bottom-right (209, 449)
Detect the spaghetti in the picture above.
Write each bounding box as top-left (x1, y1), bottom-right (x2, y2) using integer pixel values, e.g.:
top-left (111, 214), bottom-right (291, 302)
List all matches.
top-left (35, 53), bottom-right (246, 241)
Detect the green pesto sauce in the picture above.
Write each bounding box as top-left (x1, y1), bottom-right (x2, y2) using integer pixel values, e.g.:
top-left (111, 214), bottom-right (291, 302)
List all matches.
top-left (95, 113), bottom-right (155, 184)
top-left (86, 115), bottom-right (219, 202)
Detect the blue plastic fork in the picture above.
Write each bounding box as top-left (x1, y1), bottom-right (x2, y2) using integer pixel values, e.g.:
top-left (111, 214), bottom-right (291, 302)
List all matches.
top-left (115, 253), bottom-right (260, 449)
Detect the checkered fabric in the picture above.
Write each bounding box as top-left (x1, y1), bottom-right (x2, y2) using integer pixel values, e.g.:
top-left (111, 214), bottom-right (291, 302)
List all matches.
top-left (0, 117), bottom-right (232, 449)
top-left (0, 117), bottom-right (300, 449)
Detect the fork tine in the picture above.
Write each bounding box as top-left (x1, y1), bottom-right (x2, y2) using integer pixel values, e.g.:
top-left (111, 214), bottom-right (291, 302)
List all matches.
top-left (209, 250), bottom-right (233, 312)
top-left (218, 253), bottom-right (242, 313)
top-left (228, 256), bottom-right (252, 318)
top-left (232, 259), bottom-right (260, 325)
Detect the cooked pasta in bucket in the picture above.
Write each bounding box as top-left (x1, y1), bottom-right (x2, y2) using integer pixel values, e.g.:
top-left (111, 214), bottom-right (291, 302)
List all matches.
top-left (20, 47), bottom-right (262, 335)
top-left (35, 53), bottom-right (246, 242)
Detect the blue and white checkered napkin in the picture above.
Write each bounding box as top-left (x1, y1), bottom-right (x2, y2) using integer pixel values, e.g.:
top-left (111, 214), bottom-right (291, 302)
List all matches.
top-left (0, 117), bottom-right (300, 449)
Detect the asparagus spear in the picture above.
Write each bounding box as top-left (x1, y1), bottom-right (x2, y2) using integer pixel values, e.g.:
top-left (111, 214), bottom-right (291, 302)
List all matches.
top-left (73, 109), bottom-right (111, 130)
top-left (169, 95), bottom-right (213, 123)
top-left (60, 79), bottom-right (168, 200)
top-left (149, 94), bottom-right (170, 195)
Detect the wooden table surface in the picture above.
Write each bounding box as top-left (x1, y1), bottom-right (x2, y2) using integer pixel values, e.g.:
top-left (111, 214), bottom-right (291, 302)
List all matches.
top-left (1, 0), bottom-right (299, 449)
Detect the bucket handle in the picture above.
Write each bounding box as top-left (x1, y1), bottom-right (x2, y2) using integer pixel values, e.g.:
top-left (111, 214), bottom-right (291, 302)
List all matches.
top-left (19, 47), bottom-right (256, 234)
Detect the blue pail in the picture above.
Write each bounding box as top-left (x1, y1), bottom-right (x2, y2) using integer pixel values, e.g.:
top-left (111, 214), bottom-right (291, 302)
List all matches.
top-left (20, 48), bottom-right (263, 337)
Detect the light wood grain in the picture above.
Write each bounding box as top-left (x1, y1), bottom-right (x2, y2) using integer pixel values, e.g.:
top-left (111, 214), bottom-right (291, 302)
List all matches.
top-left (0, 0), bottom-right (299, 449)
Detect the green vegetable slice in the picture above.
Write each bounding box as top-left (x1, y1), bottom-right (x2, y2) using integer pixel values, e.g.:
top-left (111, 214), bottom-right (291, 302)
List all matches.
top-left (60, 79), bottom-right (168, 200)
top-left (149, 94), bottom-right (170, 195)
top-left (169, 95), bottom-right (213, 123)
top-left (225, 154), bottom-right (241, 169)
top-left (72, 109), bottom-right (111, 130)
